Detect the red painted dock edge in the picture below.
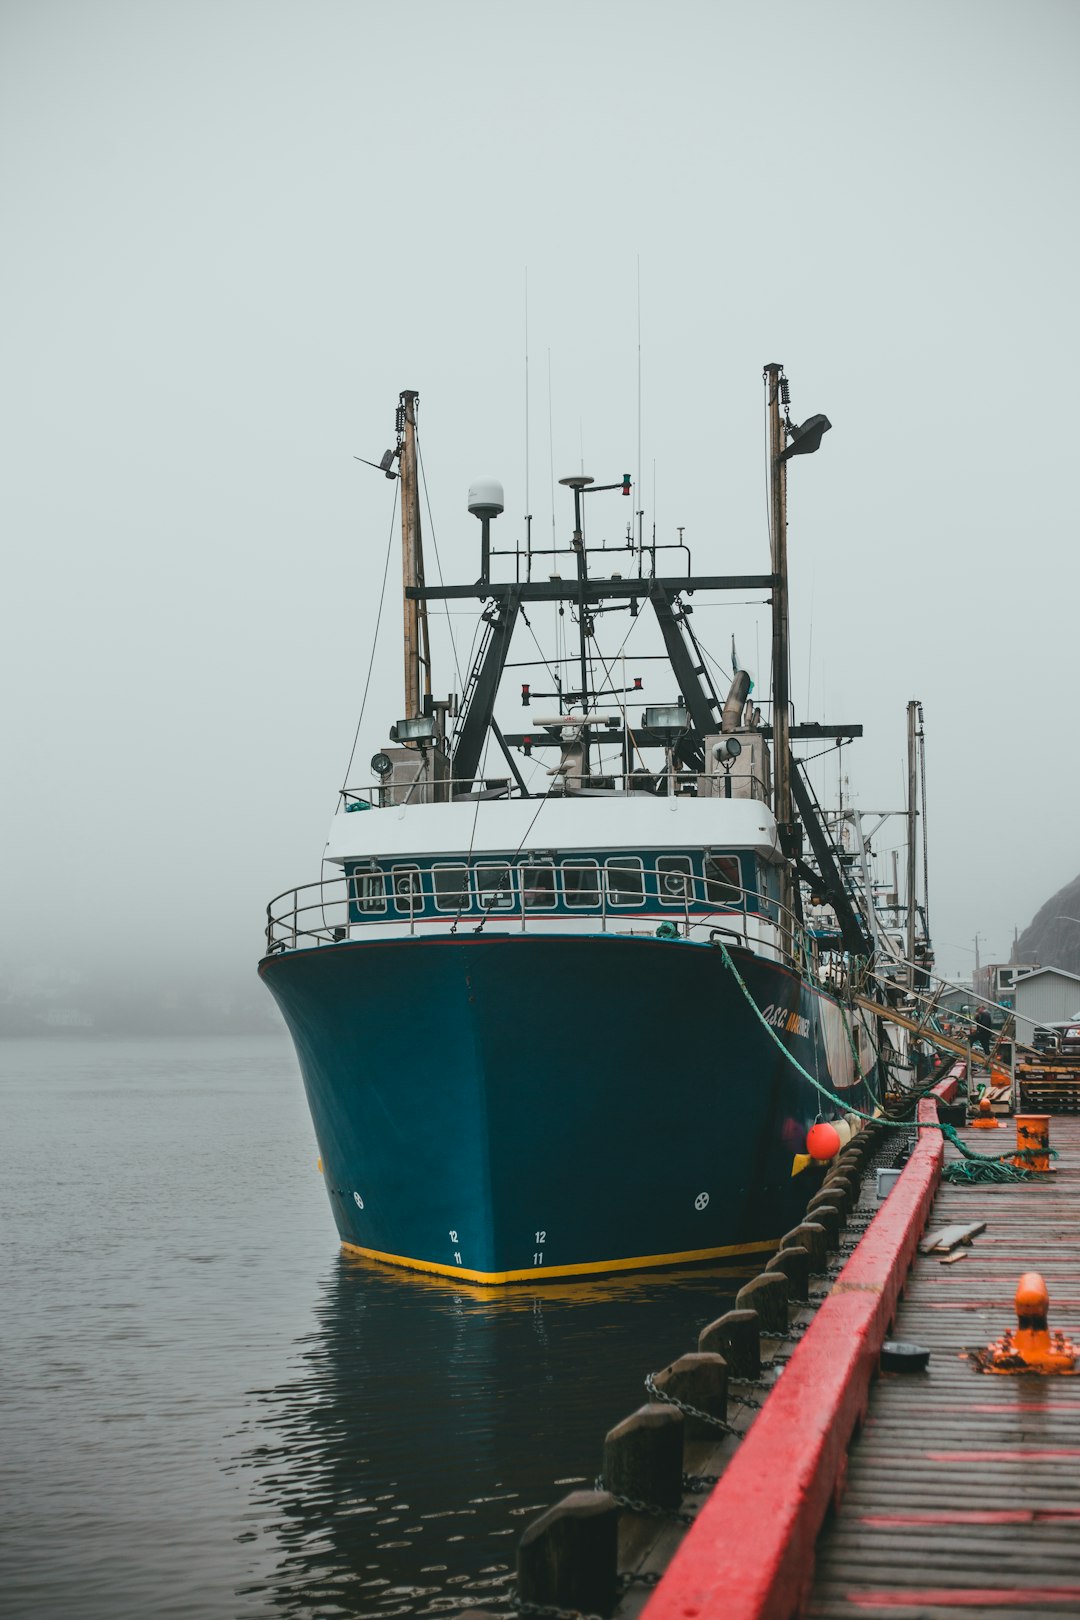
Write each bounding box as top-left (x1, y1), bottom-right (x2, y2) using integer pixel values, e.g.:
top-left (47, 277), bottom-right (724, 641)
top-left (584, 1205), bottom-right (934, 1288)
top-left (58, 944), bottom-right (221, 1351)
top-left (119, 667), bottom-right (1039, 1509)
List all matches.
top-left (641, 1081), bottom-right (958, 1620)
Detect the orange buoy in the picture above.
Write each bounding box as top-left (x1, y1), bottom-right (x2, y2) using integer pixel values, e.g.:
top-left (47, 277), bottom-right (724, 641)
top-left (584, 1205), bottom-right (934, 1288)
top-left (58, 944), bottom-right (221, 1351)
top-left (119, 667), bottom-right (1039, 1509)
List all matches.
top-left (1014, 1114), bottom-right (1052, 1173)
top-left (978, 1272), bottom-right (1078, 1374)
top-left (806, 1121), bottom-right (842, 1162)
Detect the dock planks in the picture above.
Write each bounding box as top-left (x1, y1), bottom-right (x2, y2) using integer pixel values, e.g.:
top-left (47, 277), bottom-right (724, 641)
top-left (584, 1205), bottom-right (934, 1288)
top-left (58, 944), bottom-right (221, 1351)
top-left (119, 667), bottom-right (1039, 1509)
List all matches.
top-left (808, 1116), bottom-right (1080, 1619)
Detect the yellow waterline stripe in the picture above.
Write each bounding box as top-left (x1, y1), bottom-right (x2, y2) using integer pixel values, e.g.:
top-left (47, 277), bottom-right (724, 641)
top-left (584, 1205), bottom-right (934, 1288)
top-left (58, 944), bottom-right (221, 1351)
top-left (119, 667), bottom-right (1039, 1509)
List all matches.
top-left (340, 1238), bottom-right (777, 1285)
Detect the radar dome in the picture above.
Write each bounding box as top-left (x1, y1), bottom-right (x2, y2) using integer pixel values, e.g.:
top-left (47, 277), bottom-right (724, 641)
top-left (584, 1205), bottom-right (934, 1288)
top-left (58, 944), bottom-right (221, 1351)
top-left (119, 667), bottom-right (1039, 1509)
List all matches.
top-left (468, 478), bottom-right (504, 518)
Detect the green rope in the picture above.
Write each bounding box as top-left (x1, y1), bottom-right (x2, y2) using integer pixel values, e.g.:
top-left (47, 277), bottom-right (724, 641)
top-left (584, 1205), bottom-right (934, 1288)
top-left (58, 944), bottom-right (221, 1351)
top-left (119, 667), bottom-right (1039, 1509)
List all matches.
top-left (714, 941), bottom-right (1045, 1183)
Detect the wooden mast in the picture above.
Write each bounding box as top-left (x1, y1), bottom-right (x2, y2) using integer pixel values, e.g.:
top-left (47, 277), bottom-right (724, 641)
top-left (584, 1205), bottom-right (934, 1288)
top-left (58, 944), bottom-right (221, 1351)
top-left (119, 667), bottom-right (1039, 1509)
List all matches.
top-left (398, 390), bottom-right (431, 721)
top-left (765, 362), bottom-right (793, 950)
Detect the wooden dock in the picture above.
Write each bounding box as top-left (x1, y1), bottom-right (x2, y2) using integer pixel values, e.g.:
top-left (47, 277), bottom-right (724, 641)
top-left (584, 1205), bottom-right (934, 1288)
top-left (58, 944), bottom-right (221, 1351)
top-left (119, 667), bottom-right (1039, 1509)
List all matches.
top-left (634, 1092), bottom-right (1080, 1620)
top-left (808, 1114), bottom-right (1080, 1618)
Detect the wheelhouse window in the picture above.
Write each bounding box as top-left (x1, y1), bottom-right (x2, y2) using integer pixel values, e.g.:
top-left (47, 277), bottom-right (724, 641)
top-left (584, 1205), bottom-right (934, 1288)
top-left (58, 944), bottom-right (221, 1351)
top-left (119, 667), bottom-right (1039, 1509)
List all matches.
top-left (352, 865), bottom-right (387, 913)
top-left (657, 855), bottom-right (694, 905)
top-left (392, 865), bottom-right (423, 913)
top-left (433, 864), bottom-right (470, 911)
top-left (605, 858), bottom-right (644, 906)
top-left (476, 863), bottom-right (514, 910)
top-left (519, 862), bottom-right (556, 909)
top-left (757, 859), bottom-right (782, 920)
top-left (562, 860), bottom-right (601, 908)
top-left (704, 855), bottom-right (743, 906)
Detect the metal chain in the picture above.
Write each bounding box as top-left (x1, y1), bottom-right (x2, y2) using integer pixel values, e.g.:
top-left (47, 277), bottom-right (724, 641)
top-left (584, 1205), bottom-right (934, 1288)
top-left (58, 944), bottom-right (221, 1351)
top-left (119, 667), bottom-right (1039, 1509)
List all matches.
top-left (644, 1371), bottom-right (739, 1434)
top-left (508, 1568), bottom-right (669, 1619)
top-left (727, 1389), bottom-right (765, 1409)
top-left (594, 1477), bottom-right (697, 1525)
top-left (767, 1323), bottom-right (811, 1343)
top-left (511, 1599), bottom-right (605, 1620)
top-left (682, 1471), bottom-right (721, 1492)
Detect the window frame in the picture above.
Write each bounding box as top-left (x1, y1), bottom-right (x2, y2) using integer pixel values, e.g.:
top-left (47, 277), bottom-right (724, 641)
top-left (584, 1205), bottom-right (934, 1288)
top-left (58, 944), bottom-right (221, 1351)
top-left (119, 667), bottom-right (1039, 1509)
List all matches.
top-left (432, 863), bottom-right (471, 913)
top-left (703, 853), bottom-right (744, 908)
top-left (604, 857), bottom-right (645, 907)
top-left (518, 860), bottom-right (558, 911)
top-left (656, 854), bottom-right (695, 907)
top-left (475, 861), bottom-right (515, 911)
top-left (391, 863), bottom-right (424, 915)
top-left (562, 859), bottom-right (601, 909)
top-left (351, 863), bottom-right (387, 915)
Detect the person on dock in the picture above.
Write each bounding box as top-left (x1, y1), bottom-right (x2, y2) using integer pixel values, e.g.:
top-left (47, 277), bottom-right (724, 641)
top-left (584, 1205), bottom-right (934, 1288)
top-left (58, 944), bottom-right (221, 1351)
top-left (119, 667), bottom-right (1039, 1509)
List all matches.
top-left (972, 1005), bottom-right (995, 1053)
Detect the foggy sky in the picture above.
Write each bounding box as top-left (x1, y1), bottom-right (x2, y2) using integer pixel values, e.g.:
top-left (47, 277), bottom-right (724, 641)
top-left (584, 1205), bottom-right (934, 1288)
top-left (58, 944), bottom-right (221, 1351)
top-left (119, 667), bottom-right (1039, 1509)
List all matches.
top-left (3, 0), bottom-right (1078, 1011)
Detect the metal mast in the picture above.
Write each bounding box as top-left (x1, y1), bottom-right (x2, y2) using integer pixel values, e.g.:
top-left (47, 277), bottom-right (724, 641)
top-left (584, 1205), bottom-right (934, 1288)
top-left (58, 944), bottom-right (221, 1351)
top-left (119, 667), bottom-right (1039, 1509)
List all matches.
top-left (906, 697), bottom-right (919, 976)
top-left (765, 363), bottom-right (793, 944)
top-left (398, 390), bottom-right (431, 720)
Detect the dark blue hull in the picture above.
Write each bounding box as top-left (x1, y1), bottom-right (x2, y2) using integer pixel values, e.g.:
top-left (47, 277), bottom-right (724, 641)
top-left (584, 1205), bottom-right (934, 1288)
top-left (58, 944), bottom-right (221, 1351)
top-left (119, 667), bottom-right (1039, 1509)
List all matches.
top-left (260, 934), bottom-right (872, 1282)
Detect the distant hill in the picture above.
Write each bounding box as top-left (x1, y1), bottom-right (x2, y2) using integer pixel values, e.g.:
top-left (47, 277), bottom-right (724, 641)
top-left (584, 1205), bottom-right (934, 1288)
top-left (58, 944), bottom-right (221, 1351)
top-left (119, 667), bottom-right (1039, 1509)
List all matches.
top-left (1016, 874), bottom-right (1080, 974)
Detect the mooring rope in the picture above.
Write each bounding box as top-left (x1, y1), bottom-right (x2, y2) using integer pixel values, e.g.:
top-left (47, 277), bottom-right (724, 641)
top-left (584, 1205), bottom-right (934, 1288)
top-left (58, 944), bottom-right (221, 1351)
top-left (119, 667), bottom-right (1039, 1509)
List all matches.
top-left (713, 941), bottom-right (1048, 1183)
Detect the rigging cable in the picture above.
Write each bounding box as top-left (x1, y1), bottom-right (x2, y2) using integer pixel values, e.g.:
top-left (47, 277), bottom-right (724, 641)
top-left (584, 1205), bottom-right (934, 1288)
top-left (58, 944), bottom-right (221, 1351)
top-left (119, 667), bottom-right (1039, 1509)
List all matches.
top-left (416, 436), bottom-right (464, 693)
top-left (449, 731), bottom-right (492, 937)
top-left (339, 482), bottom-right (399, 796)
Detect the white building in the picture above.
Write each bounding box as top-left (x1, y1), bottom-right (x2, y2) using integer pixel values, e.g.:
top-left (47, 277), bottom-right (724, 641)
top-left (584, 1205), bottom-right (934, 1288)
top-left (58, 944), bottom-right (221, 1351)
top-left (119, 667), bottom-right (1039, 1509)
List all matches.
top-left (1012, 966), bottom-right (1080, 1043)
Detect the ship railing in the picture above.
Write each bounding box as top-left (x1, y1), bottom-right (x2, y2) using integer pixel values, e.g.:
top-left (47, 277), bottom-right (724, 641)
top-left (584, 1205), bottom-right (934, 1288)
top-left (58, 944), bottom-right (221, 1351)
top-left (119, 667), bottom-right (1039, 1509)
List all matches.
top-left (341, 769), bottom-right (773, 809)
top-left (263, 866), bottom-right (821, 974)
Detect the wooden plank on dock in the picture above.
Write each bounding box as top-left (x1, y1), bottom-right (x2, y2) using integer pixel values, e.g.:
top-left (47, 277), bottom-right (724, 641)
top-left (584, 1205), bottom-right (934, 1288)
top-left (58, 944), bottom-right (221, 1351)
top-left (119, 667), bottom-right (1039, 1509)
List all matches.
top-left (919, 1220), bottom-right (987, 1254)
top-left (806, 1115), bottom-right (1080, 1619)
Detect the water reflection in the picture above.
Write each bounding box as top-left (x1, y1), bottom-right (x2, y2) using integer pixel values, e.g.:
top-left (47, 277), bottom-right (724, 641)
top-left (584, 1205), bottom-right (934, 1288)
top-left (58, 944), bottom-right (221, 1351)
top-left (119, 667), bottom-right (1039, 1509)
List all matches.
top-left (237, 1253), bottom-right (753, 1617)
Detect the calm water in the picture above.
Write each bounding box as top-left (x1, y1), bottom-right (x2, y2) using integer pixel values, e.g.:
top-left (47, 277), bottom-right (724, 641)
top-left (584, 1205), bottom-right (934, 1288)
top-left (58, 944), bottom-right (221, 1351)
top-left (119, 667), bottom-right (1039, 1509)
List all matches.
top-left (1, 1036), bottom-right (752, 1620)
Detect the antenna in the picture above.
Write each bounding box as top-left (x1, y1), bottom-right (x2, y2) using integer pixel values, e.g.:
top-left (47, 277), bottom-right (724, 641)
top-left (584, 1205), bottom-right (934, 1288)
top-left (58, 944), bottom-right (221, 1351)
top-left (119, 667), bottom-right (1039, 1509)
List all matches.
top-left (524, 268), bottom-right (532, 582)
top-left (636, 256), bottom-right (642, 570)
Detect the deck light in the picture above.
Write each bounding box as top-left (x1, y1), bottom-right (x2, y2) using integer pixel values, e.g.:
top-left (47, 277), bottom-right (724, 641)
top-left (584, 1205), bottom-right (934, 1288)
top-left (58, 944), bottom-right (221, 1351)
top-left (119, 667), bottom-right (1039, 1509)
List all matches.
top-left (371, 752), bottom-right (393, 778)
top-left (643, 701), bottom-right (688, 740)
top-left (390, 715), bottom-right (436, 744)
top-left (780, 414), bottom-right (832, 461)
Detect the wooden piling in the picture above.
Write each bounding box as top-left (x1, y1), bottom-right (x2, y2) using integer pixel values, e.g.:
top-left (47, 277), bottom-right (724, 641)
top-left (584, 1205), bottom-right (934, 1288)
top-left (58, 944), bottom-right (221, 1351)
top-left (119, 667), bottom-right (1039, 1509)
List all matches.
top-left (808, 1180), bottom-right (851, 1216)
top-left (602, 1403), bottom-right (684, 1509)
top-left (650, 1352), bottom-right (728, 1440)
top-left (765, 1243), bottom-right (811, 1300)
top-left (803, 1203), bottom-right (842, 1251)
top-left (779, 1219), bottom-right (828, 1271)
top-left (697, 1308), bottom-right (761, 1378)
top-left (734, 1273), bottom-right (789, 1334)
top-left (517, 1490), bottom-right (619, 1618)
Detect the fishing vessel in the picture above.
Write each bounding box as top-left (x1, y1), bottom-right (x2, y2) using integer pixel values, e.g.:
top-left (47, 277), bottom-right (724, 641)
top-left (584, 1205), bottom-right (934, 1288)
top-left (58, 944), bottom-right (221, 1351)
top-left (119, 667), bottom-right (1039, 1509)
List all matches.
top-left (260, 367), bottom-right (883, 1283)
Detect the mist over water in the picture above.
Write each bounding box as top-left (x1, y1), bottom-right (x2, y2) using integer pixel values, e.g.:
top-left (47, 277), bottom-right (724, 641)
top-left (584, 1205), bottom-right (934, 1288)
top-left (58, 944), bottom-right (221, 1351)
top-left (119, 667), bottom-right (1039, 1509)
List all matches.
top-left (4, 1), bottom-right (1080, 999)
top-left (1, 1036), bottom-right (749, 1620)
